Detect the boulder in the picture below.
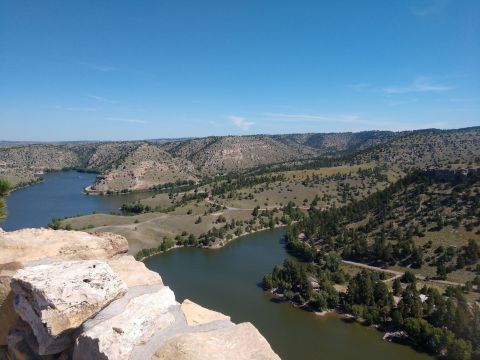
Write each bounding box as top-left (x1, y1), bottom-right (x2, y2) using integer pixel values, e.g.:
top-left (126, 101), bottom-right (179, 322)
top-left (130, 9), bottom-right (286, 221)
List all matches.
top-left (11, 260), bottom-right (127, 355)
top-left (151, 322), bottom-right (281, 360)
top-left (74, 286), bottom-right (176, 360)
top-left (0, 229), bottom-right (128, 265)
top-left (0, 229), bottom-right (128, 345)
top-left (107, 255), bottom-right (162, 287)
top-left (180, 299), bottom-right (230, 326)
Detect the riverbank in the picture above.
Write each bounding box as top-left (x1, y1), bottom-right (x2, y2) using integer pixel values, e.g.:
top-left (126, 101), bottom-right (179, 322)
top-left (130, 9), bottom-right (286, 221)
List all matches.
top-left (136, 223), bottom-right (288, 261)
top-left (144, 228), bottom-right (434, 360)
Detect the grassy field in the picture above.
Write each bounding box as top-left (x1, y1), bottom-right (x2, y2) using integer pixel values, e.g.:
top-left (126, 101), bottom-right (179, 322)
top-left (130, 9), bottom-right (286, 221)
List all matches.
top-left (60, 164), bottom-right (393, 258)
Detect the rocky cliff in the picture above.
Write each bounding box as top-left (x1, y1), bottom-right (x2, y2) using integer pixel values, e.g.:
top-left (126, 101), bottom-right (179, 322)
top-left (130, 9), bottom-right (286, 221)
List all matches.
top-left (0, 228), bottom-right (280, 360)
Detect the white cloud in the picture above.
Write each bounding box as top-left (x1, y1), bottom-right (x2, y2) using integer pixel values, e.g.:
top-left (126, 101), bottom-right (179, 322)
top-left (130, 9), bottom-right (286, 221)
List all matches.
top-left (382, 77), bottom-right (453, 94)
top-left (105, 117), bottom-right (148, 124)
top-left (230, 116), bottom-right (254, 131)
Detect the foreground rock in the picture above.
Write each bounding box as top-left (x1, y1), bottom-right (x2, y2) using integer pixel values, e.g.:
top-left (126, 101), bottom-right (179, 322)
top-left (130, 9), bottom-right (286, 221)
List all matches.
top-left (1, 228), bottom-right (280, 359)
top-left (152, 322), bottom-right (279, 360)
top-left (0, 228), bottom-right (128, 346)
top-left (11, 260), bottom-right (127, 355)
top-left (74, 286), bottom-right (176, 359)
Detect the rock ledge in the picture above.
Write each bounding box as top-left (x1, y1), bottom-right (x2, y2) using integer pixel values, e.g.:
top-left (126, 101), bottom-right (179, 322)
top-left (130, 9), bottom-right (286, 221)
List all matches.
top-left (0, 228), bottom-right (280, 360)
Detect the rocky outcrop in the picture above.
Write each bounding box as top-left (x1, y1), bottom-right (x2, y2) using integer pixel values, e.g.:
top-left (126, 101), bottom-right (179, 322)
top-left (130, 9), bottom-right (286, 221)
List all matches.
top-left (151, 322), bottom-right (278, 360)
top-left (11, 260), bottom-right (127, 355)
top-left (0, 228), bottom-right (280, 359)
top-left (74, 286), bottom-right (176, 359)
top-left (0, 229), bottom-right (128, 346)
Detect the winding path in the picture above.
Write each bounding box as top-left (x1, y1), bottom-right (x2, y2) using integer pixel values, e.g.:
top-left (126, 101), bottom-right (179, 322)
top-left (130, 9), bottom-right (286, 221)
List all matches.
top-left (341, 260), bottom-right (465, 286)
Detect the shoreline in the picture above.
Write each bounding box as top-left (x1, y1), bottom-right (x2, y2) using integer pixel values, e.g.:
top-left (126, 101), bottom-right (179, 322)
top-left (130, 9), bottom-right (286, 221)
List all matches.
top-left (137, 224), bottom-right (287, 262)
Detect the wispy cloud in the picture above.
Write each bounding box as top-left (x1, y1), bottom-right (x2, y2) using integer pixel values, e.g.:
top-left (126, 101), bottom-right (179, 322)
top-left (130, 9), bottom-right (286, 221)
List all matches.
top-left (80, 62), bottom-right (116, 72)
top-left (54, 105), bottom-right (97, 112)
top-left (382, 77), bottom-right (453, 94)
top-left (347, 76), bottom-right (454, 95)
top-left (86, 94), bottom-right (118, 104)
top-left (411, 0), bottom-right (449, 16)
top-left (230, 116), bottom-right (255, 131)
top-left (262, 113), bottom-right (360, 123)
top-left (105, 117), bottom-right (148, 124)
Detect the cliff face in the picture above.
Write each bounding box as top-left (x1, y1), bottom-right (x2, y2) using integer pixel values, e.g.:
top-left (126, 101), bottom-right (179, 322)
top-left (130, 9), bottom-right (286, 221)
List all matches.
top-left (0, 228), bottom-right (280, 360)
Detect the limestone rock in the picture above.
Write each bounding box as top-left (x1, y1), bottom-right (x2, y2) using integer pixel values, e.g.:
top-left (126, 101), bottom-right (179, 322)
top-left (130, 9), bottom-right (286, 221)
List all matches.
top-left (0, 228), bottom-right (128, 265)
top-left (107, 255), bottom-right (162, 287)
top-left (180, 299), bottom-right (230, 326)
top-left (151, 322), bottom-right (281, 360)
top-left (74, 286), bottom-right (176, 360)
top-left (0, 228), bottom-right (128, 345)
top-left (11, 260), bottom-right (127, 355)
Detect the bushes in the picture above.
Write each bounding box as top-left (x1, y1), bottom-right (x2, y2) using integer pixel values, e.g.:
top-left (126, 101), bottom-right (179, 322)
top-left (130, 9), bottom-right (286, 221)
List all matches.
top-left (48, 218), bottom-right (62, 230)
top-left (135, 236), bottom-right (175, 260)
top-left (121, 203), bottom-right (151, 214)
top-left (0, 178), bottom-right (11, 218)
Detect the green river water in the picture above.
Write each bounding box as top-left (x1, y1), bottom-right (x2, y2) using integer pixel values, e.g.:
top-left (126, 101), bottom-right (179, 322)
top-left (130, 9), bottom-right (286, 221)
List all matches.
top-left (145, 229), bottom-right (433, 360)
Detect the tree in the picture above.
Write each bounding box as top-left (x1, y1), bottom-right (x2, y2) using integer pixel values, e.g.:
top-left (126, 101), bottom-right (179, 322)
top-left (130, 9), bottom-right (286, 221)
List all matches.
top-left (437, 261), bottom-right (447, 280)
top-left (392, 278), bottom-right (403, 296)
top-left (411, 246), bottom-right (424, 268)
top-left (188, 234), bottom-right (198, 246)
top-left (0, 179), bottom-right (11, 219)
top-left (456, 255), bottom-right (466, 269)
top-left (447, 339), bottom-right (472, 360)
top-left (399, 284), bottom-right (423, 319)
top-left (465, 240), bottom-right (479, 265)
top-left (262, 273), bottom-right (274, 290)
top-left (324, 252), bottom-right (341, 272)
top-left (401, 270), bottom-right (417, 284)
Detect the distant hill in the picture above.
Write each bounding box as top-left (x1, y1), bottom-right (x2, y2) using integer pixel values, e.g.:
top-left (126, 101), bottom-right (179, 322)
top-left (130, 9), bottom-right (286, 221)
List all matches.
top-left (0, 127), bottom-right (479, 191)
top-left (351, 127), bottom-right (480, 171)
top-left (89, 143), bottom-right (198, 192)
top-left (273, 130), bottom-right (397, 154)
top-left (162, 135), bottom-right (319, 175)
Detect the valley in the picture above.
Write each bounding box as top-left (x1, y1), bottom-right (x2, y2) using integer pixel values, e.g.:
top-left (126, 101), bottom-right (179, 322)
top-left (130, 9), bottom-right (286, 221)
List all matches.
top-left (1, 126), bottom-right (480, 360)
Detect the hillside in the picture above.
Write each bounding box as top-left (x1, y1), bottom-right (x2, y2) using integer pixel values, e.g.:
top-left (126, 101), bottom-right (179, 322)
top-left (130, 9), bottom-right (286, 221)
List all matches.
top-left (351, 127), bottom-right (480, 171)
top-left (274, 130), bottom-right (397, 154)
top-left (0, 144), bottom-right (83, 186)
top-left (1, 127), bottom-right (479, 191)
top-left (288, 169), bottom-right (480, 283)
top-left (162, 135), bottom-right (320, 174)
top-left (89, 143), bottom-right (198, 192)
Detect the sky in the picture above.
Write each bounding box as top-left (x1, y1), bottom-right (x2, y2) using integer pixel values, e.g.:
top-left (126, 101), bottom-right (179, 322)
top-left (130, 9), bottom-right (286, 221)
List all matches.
top-left (0, 0), bottom-right (479, 141)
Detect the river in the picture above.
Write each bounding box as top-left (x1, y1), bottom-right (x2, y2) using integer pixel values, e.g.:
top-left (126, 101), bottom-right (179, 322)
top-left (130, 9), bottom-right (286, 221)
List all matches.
top-left (145, 229), bottom-right (433, 360)
top-left (1, 171), bottom-right (433, 360)
top-left (0, 171), bottom-right (145, 231)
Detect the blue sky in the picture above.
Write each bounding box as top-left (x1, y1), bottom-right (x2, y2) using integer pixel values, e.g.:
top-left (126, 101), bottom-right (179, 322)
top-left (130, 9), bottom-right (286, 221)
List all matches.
top-left (1, 0), bottom-right (479, 141)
